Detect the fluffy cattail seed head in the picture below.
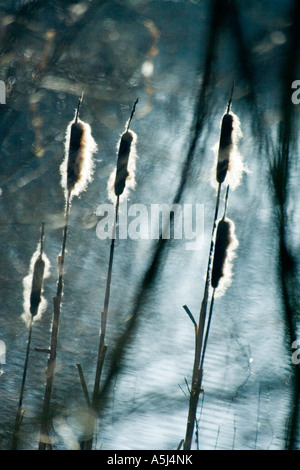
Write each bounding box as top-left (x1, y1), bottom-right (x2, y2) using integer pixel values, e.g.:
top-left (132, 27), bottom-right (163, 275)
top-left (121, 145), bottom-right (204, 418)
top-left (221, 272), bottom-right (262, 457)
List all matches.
top-left (211, 111), bottom-right (246, 190)
top-left (211, 217), bottom-right (238, 296)
top-left (108, 128), bottom-right (138, 202)
top-left (212, 219), bottom-right (231, 288)
top-left (22, 244), bottom-right (51, 327)
top-left (114, 130), bottom-right (134, 196)
top-left (29, 255), bottom-right (45, 317)
top-left (60, 112), bottom-right (97, 200)
top-left (67, 121), bottom-right (84, 191)
top-left (108, 99), bottom-right (139, 202)
top-left (216, 113), bottom-right (233, 184)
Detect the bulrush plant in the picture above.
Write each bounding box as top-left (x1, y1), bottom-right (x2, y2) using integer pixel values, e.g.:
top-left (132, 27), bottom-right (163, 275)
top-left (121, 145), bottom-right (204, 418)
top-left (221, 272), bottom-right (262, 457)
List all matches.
top-left (38, 94), bottom-right (97, 450)
top-left (82, 99), bottom-right (139, 450)
top-left (11, 223), bottom-right (50, 449)
top-left (183, 88), bottom-right (245, 450)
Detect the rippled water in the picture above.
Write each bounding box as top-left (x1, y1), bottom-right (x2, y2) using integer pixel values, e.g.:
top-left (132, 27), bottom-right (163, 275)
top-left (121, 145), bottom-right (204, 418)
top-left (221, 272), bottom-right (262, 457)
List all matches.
top-left (0, 0), bottom-right (299, 450)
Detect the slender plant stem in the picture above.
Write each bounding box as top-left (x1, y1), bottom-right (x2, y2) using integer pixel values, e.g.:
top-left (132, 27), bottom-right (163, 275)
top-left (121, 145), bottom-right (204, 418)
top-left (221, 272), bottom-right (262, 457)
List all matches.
top-left (84, 196), bottom-right (120, 450)
top-left (11, 316), bottom-right (33, 450)
top-left (226, 82), bottom-right (234, 114)
top-left (12, 223), bottom-right (45, 450)
top-left (94, 195), bottom-right (119, 402)
top-left (254, 385), bottom-right (261, 449)
top-left (76, 363), bottom-right (91, 408)
top-left (215, 425), bottom-right (220, 449)
top-left (39, 191), bottom-right (71, 450)
top-left (184, 183), bottom-right (221, 450)
top-left (200, 288), bottom-right (215, 373)
top-left (126, 98), bottom-right (139, 131)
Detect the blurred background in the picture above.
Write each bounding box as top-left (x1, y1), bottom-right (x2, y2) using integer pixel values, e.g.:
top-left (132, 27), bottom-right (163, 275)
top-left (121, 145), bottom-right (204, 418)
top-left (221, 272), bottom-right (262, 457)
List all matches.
top-left (0, 0), bottom-right (300, 450)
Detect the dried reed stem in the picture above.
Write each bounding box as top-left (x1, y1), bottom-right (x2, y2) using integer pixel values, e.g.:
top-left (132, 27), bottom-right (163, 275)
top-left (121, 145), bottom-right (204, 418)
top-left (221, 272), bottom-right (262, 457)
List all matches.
top-left (93, 195), bottom-right (119, 403)
top-left (199, 288), bottom-right (215, 373)
top-left (38, 92), bottom-right (97, 449)
top-left (11, 316), bottom-right (33, 450)
top-left (12, 223), bottom-right (46, 450)
top-left (84, 99), bottom-right (138, 450)
top-left (76, 363), bottom-right (91, 408)
top-left (183, 182), bottom-right (221, 450)
top-left (83, 196), bottom-right (119, 450)
top-left (38, 95), bottom-right (87, 449)
top-left (38, 191), bottom-right (71, 450)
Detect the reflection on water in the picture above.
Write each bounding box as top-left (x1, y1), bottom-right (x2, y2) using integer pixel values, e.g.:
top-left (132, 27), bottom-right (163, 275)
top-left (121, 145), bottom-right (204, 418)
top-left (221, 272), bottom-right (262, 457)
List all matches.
top-left (0, 0), bottom-right (300, 450)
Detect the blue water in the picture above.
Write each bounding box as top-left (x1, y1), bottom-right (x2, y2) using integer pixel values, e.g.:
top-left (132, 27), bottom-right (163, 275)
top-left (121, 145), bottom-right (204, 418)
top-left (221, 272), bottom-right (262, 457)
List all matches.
top-left (0, 0), bottom-right (299, 450)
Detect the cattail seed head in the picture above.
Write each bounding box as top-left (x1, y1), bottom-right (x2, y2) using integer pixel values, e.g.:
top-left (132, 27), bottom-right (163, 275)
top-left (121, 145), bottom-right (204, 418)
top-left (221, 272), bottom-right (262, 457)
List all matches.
top-left (29, 256), bottom-right (45, 317)
top-left (217, 113), bottom-right (233, 184)
top-left (108, 128), bottom-right (138, 202)
top-left (211, 111), bottom-right (246, 190)
top-left (60, 112), bottom-right (97, 200)
top-left (22, 244), bottom-right (51, 327)
top-left (114, 130), bottom-right (133, 196)
top-left (211, 217), bottom-right (238, 296)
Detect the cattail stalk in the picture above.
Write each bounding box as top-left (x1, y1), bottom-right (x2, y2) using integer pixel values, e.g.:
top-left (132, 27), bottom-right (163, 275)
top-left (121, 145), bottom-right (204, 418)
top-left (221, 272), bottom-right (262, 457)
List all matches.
top-left (183, 184), bottom-right (220, 450)
top-left (12, 223), bottom-right (47, 450)
top-left (184, 86), bottom-right (235, 450)
top-left (84, 99), bottom-right (138, 450)
top-left (184, 186), bottom-right (236, 449)
top-left (39, 94), bottom-right (97, 450)
top-left (38, 193), bottom-right (70, 450)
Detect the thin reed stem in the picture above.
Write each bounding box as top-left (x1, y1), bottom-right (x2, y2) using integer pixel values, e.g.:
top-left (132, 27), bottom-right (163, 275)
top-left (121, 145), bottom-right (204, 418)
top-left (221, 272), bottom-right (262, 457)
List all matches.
top-left (232, 418), bottom-right (237, 450)
top-left (38, 191), bottom-right (71, 450)
top-left (215, 425), bottom-right (220, 449)
top-left (126, 98), bottom-right (139, 132)
top-left (76, 363), bottom-right (91, 408)
top-left (226, 82), bottom-right (234, 114)
top-left (254, 385), bottom-right (261, 449)
top-left (11, 316), bottom-right (33, 450)
top-left (12, 223), bottom-right (45, 450)
top-left (183, 183), bottom-right (221, 450)
top-left (75, 91), bottom-right (84, 124)
top-left (223, 185), bottom-right (230, 219)
top-left (94, 195), bottom-right (119, 401)
top-left (84, 196), bottom-right (120, 450)
top-left (200, 288), bottom-right (215, 373)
